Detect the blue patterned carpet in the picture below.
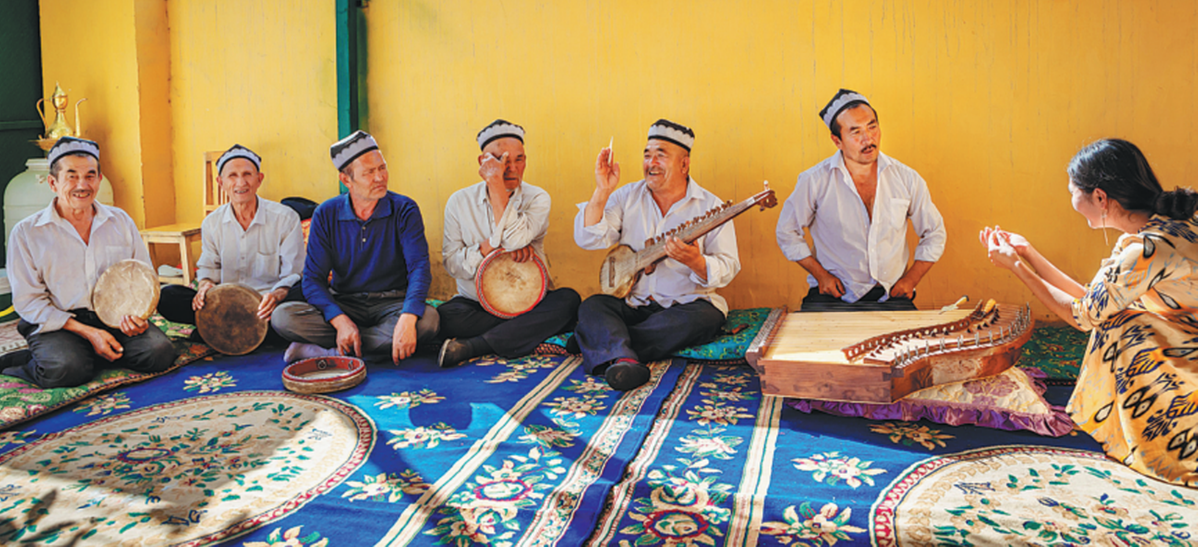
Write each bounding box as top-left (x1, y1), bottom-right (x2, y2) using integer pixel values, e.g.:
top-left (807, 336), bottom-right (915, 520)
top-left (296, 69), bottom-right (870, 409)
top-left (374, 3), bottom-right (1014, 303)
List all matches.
top-left (3, 337), bottom-right (1197, 546)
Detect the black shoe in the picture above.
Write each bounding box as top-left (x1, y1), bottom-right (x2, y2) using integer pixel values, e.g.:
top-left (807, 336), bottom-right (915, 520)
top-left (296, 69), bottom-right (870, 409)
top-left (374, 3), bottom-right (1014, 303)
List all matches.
top-left (604, 358), bottom-right (650, 391)
top-left (565, 334), bottom-right (580, 354)
top-left (438, 339), bottom-right (471, 368)
top-left (0, 349), bottom-right (33, 382)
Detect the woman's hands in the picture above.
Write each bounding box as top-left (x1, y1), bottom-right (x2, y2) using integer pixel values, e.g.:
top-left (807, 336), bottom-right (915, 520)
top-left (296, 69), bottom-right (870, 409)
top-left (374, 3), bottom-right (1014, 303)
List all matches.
top-left (979, 226), bottom-right (1032, 271)
top-left (979, 226), bottom-right (1031, 254)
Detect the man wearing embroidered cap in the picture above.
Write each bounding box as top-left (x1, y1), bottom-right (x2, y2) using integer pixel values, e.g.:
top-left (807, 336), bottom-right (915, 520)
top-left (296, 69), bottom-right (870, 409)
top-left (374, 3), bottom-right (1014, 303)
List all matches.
top-left (777, 89), bottom-right (946, 311)
top-left (437, 120), bottom-right (581, 368)
top-left (273, 130), bottom-right (439, 364)
top-left (156, 144), bottom-right (306, 341)
top-left (574, 120), bottom-right (741, 390)
top-left (0, 137), bottom-right (176, 388)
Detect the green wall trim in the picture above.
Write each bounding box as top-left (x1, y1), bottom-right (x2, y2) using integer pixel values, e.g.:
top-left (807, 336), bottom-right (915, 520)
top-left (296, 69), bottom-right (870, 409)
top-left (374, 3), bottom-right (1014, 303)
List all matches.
top-left (0, 0), bottom-right (44, 264)
top-left (336, 0), bottom-right (364, 194)
top-left (0, 121), bottom-right (43, 132)
top-left (336, 0), bottom-right (359, 139)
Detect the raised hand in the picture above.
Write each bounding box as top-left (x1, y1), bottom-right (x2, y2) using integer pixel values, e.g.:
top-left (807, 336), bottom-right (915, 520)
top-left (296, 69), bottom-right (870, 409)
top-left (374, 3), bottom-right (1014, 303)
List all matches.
top-left (479, 152), bottom-right (508, 186)
top-left (979, 225), bottom-right (1032, 256)
top-left (595, 147), bottom-right (620, 194)
top-left (986, 230), bottom-right (1020, 271)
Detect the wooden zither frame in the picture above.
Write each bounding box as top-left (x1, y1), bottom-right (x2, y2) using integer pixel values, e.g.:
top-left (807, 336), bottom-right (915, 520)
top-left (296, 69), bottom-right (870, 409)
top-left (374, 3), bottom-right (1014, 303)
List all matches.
top-left (745, 300), bottom-right (1034, 404)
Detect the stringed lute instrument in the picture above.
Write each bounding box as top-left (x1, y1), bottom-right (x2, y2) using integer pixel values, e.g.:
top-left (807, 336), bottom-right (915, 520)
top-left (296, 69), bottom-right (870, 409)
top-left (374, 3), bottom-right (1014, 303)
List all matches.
top-left (599, 182), bottom-right (778, 298)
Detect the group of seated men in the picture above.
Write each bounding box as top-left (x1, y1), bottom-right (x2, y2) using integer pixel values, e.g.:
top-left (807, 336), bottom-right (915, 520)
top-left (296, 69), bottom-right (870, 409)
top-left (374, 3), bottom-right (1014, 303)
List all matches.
top-left (0, 88), bottom-right (946, 392)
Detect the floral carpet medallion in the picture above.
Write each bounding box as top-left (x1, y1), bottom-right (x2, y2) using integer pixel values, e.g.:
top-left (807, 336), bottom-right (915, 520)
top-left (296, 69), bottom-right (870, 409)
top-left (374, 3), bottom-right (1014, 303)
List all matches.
top-left (0, 391), bottom-right (374, 545)
top-left (872, 445), bottom-right (1198, 546)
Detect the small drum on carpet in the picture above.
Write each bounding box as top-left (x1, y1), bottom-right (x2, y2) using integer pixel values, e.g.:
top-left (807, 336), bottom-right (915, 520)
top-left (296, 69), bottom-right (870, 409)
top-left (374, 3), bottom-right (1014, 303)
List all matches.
top-left (475, 250), bottom-right (548, 319)
top-left (92, 259), bottom-right (160, 329)
top-left (282, 355), bottom-right (367, 394)
top-left (197, 283), bottom-right (268, 355)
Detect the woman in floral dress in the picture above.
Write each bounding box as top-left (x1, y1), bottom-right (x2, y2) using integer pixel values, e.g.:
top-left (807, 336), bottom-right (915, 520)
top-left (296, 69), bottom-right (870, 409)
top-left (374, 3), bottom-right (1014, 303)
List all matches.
top-left (981, 138), bottom-right (1198, 486)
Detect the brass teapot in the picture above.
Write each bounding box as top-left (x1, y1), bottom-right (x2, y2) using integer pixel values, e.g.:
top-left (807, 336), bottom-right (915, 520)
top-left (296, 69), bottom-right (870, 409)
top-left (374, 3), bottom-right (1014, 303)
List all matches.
top-left (35, 83), bottom-right (87, 151)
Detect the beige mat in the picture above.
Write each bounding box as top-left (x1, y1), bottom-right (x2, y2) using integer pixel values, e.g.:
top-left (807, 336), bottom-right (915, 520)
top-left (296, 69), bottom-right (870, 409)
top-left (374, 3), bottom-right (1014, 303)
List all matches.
top-left (0, 320), bottom-right (25, 356)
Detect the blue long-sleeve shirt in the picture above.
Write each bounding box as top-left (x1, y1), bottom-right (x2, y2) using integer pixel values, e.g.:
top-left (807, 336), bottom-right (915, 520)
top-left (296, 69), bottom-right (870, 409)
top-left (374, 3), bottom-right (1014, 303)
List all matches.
top-left (303, 192), bottom-right (432, 321)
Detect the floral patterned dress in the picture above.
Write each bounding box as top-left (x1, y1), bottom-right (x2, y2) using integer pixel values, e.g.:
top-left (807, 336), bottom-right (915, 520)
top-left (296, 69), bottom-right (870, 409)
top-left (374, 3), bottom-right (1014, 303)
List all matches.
top-left (1071, 214), bottom-right (1198, 487)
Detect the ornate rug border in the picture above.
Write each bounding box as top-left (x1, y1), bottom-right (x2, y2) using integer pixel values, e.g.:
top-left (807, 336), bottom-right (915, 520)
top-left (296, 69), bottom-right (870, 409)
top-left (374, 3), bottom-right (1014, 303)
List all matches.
top-left (869, 444), bottom-right (1107, 547)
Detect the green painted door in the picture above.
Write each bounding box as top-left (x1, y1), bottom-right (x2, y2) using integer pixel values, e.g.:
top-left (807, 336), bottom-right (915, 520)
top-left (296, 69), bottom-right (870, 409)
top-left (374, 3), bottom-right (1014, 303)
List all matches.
top-left (0, 0), bottom-right (44, 264)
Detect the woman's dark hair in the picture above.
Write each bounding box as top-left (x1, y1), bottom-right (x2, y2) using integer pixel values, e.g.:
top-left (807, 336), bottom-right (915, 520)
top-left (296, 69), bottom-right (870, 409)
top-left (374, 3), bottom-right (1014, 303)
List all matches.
top-left (1067, 138), bottom-right (1198, 220)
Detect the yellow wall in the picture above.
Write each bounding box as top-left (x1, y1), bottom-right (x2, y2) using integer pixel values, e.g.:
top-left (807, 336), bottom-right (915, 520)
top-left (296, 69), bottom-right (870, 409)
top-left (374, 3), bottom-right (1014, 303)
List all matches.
top-left (365, 0), bottom-right (1198, 319)
top-left (40, 0), bottom-right (337, 229)
top-left (38, 1), bottom-right (1198, 322)
top-left (133, 0), bottom-right (174, 229)
top-left (39, 0), bottom-right (155, 226)
top-left (167, 0), bottom-right (338, 227)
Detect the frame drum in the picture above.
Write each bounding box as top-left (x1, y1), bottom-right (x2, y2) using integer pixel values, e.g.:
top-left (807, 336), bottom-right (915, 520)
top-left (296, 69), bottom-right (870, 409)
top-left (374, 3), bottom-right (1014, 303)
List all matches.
top-left (196, 283), bottom-right (268, 355)
top-left (282, 356), bottom-right (366, 394)
top-left (475, 250), bottom-right (548, 319)
top-left (92, 259), bottom-right (160, 329)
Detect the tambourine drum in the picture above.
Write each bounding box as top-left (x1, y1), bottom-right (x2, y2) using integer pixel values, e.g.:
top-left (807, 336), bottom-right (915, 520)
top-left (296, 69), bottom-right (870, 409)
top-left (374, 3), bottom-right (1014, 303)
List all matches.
top-left (92, 259), bottom-right (160, 329)
top-left (282, 356), bottom-right (367, 394)
top-left (196, 283), bottom-right (268, 355)
top-left (476, 250), bottom-right (548, 319)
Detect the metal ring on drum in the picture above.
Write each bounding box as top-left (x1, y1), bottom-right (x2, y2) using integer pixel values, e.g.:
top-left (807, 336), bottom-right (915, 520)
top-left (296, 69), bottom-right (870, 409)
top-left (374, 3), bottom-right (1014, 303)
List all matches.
top-left (196, 283), bottom-right (269, 355)
top-left (92, 259), bottom-right (160, 329)
top-left (475, 249), bottom-right (548, 319)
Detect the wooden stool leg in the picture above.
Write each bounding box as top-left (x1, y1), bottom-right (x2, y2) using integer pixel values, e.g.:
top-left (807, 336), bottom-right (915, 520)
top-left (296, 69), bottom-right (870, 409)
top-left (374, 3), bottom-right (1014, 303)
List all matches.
top-left (179, 237), bottom-right (193, 286)
top-left (147, 242), bottom-right (161, 277)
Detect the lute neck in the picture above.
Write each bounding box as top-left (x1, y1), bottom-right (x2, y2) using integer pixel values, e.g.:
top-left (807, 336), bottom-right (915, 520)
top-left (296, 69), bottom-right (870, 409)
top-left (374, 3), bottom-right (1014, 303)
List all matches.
top-left (635, 189), bottom-right (769, 269)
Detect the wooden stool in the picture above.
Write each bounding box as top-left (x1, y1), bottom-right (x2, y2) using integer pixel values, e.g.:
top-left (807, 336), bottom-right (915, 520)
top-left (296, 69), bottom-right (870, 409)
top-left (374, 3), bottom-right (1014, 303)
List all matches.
top-left (140, 223), bottom-right (202, 285)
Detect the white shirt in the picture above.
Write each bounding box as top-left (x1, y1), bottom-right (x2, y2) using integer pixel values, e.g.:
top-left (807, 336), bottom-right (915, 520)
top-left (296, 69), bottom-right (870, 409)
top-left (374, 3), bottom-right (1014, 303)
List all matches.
top-left (442, 181), bottom-right (551, 301)
top-left (776, 151), bottom-right (946, 303)
top-left (7, 199), bottom-right (151, 334)
top-left (196, 197), bottom-right (305, 294)
top-left (574, 178), bottom-right (740, 314)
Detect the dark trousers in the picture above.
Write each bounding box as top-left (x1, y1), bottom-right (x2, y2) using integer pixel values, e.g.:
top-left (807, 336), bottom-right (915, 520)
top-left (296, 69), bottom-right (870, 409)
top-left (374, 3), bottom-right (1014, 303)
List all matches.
top-left (438, 288), bottom-right (581, 358)
top-left (800, 285), bottom-right (917, 312)
top-left (2, 310), bottom-right (177, 388)
top-left (271, 293), bottom-right (440, 355)
top-left (158, 283), bottom-right (305, 345)
top-left (575, 295), bottom-right (725, 374)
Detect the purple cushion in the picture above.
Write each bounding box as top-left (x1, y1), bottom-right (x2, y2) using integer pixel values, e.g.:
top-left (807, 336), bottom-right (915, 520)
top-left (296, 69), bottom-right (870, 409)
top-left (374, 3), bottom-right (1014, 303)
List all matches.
top-left (788, 367), bottom-right (1075, 437)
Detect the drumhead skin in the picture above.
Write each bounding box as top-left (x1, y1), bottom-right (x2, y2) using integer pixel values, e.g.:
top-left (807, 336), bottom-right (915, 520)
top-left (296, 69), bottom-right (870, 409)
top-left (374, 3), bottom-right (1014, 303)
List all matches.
top-left (93, 259), bottom-right (161, 329)
top-left (475, 250), bottom-right (548, 319)
top-left (196, 283), bottom-right (268, 355)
